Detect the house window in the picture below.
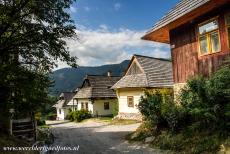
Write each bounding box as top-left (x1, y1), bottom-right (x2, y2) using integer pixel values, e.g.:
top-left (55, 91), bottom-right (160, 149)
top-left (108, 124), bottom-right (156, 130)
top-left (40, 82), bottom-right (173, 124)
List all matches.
top-left (226, 14), bottom-right (230, 48)
top-left (85, 102), bottom-right (88, 111)
top-left (104, 102), bottom-right (110, 110)
top-left (81, 102), bottom-right (84, 109)
top-left (59, 109), bottom-right (61, 114)
top-left (127, 96), bottom-right (134, 107)
top-left (198, 19), bottom-right (221, 55)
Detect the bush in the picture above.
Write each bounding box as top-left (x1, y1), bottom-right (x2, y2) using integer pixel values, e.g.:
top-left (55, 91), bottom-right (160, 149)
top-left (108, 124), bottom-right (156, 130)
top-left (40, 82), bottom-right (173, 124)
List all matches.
top-left (138, 89), bottom-right (186, 132)
top-left (35, 112), bottom-right (46, 126)
top-left (45, 112), bottom-right (57, 120)
top-left (112, 101), bottom-right (119, 117)
top-left (180, 64), bottom-right (230, 133)
top-left (67, 109), bottom-right (91, 122)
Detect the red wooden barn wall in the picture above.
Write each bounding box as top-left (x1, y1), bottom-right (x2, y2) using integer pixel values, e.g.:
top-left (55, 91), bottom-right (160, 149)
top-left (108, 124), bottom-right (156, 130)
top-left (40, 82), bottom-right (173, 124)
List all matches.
top-left (170, 5), bottom-right (230, 84)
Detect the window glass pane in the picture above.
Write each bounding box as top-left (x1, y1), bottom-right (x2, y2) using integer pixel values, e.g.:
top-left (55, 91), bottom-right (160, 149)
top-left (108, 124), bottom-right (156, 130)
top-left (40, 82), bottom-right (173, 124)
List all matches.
top-left (228, 27), bottom-right (230, 48)
top-left (127, 96), bottom-right (134, 107)
top-left (104, 102), bottom-right (109, 110)
top-left (226, 14), bottom-right (230, 25)
top-left (199, 20), bottom-right (218, 34)
top-left (199, 35), bottom-right (208, 55)
top-left (210, 31), bottom-right (220, 52)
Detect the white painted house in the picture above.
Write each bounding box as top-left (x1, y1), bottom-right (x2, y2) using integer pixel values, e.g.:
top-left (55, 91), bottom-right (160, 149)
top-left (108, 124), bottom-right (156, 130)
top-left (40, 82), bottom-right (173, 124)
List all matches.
top-left (53, 92), bottom-right (75, 120)
top-left (112, 55), bottom-right (173, 120)
top-left (68, 74), bottom-right (120, 117)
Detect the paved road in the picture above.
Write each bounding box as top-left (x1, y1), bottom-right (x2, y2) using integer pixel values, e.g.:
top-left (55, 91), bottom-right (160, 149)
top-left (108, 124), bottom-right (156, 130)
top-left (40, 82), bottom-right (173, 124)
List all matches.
top-left (47, 120), bottom-right (166, 154)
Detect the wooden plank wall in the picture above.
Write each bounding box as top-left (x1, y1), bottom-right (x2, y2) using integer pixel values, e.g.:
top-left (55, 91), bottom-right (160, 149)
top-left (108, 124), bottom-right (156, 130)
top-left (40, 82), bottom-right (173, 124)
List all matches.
top-left (170, 5), bottom-right (230, 83)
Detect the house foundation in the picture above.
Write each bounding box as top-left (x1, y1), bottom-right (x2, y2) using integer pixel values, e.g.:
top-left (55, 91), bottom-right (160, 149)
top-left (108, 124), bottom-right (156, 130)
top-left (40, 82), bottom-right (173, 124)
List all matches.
top-left (117, 112), bottom-right (142, 121)
top-left (173, 83), bottom-right (186, 102)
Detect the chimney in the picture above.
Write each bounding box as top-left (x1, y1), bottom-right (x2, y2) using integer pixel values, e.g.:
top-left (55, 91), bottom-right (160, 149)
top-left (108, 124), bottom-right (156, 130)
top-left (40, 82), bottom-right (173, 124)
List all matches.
top-left (107, 71), bottom-right (111, 77)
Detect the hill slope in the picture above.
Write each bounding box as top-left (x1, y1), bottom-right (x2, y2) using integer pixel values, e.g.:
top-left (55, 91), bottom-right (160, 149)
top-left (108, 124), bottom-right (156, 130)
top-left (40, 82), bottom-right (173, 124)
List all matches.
top-left (50, 60), bottom-right (130, 96)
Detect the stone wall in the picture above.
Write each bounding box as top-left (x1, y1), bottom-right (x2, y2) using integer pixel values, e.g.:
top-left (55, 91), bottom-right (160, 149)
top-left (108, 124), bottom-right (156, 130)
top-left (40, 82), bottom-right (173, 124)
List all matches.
top-left (173, 83), bottom-right (186, 103)
top-left (116, 112), bottom-right (142, 121)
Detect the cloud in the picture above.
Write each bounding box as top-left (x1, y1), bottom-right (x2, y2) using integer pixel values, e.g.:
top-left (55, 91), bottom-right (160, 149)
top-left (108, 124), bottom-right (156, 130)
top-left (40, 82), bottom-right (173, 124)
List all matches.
top-left (55, 25), bottom-right (170, 70)
top-left (114, 3), bottom-right (121, 11)
top-left (84, 6), bottom-right (90, 12)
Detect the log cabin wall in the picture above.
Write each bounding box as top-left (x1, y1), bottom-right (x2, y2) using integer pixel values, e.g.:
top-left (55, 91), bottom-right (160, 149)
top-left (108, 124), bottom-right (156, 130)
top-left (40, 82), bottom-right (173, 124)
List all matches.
top-left (170, 5), bottom-right (230, 84)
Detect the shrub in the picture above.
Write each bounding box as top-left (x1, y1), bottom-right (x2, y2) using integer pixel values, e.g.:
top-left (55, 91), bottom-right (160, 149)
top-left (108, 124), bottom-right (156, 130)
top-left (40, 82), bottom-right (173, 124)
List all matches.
top-left (67, 109), bottom-right (91, 122)
top-left (180, 62), bottom-right (230, 133)
top-left (35, 112), bottom-right (46, 126)
top-left (138, 91), bottom-right (167, 131)
top-left (45, 112), bottom-right (56, 120)
top-left (112, 101), bottom-right (119, 117)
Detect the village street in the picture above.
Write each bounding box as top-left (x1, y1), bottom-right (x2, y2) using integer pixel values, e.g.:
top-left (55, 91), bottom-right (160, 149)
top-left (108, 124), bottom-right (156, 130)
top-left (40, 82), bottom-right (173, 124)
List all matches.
top-left (47, 120), bottom-right (166, 154)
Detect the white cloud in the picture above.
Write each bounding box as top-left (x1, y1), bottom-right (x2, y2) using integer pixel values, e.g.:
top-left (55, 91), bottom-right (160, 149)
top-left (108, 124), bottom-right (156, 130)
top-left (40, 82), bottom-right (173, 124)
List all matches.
top-left (84, 6), bottom-right (90, 12)
top-left (55, 25), bottom-right (170, 70)
top-left (114, 3), bottom-right (121, 11)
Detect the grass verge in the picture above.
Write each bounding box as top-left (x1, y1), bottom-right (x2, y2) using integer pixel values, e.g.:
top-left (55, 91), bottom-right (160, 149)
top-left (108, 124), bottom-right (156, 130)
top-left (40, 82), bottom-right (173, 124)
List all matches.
top-left (126, 122), bottom-right (230, 154)
top-left (81, 117), bottom-right (140, 125)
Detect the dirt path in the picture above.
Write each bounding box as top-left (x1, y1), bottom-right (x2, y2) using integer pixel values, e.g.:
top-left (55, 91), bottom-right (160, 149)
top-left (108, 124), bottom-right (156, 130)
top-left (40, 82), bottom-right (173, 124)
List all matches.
top-left (47, 120), bottom-right (166, 154)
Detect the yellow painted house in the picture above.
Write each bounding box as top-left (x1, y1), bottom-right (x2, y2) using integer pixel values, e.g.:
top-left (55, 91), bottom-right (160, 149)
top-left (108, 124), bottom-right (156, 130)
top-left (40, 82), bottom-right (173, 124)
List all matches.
top-left (112, 55), bottom-right (173, 120)
top-left (70, 74), bottom-right (120, 117)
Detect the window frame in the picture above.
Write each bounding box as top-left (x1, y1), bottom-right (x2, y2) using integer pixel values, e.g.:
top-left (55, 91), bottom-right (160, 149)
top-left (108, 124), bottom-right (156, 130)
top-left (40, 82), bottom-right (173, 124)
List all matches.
top-left (85, 102), bottom-right (88, 111)
top-left (127, 96), bottom-right (134, 107)
top-left (225, 13), bottom-right (230, 49)
top-left (81, 102), bottom-right (84, 109)
top-left (104, 102), bottom-right (110, 110)
top-left (198, 17), bottom-right (221, 56)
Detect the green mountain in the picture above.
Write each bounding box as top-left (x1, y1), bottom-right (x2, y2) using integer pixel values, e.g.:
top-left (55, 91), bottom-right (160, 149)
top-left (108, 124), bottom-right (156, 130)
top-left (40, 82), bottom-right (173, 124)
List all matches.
top-left (50, 60), bottom-right (130, 96)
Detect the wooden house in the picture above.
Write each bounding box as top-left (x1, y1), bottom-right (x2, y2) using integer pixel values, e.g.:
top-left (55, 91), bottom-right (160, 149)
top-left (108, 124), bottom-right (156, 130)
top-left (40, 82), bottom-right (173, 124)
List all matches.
top-left (142, 0), bottom-right (230, 96)
top-left (112, 55), bottom-right (173, 120)
top-left (72, 74), bottom-right (120, 117)
top-left (53, 92), bottom-right (75, 120)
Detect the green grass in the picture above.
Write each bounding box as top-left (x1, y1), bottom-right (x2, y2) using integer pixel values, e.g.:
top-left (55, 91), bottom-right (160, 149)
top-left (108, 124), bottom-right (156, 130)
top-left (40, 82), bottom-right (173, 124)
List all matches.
top-left (80, 117), bottom-right (113, 123)
top-left (39, 124), bottom-right (50, 128)
top-left (80, 117), bottom-right (140, 125)
top-left (126, 122), bottom-right (230, 154)
top-left (109, 119), bottom-right (140, 125)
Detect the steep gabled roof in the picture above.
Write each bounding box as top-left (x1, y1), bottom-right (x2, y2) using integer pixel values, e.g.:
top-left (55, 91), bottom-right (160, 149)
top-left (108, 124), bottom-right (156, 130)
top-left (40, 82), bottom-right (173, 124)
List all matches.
top-left (142, 0), bottom-right (229, 43)
top-left (112, 55), bottom-right (173, 89)
top-left (74, 75), bottom-right (120, 99)
top-left (53, 92), bottom-right (75, 108)
top-left (148, 0), bottom-right (210, 35)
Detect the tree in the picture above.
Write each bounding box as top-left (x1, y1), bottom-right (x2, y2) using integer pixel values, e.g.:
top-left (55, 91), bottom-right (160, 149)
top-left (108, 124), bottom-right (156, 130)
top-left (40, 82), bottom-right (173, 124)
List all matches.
top-left (0, 0), bottom-right (77, 121)
top-left (0, 0), bottom-right (77, 70)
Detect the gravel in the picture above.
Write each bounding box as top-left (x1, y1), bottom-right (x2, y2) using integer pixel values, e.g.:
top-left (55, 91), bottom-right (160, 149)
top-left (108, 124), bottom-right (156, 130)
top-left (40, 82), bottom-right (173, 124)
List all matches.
top-left (46, 120), bottom-right (167, 154)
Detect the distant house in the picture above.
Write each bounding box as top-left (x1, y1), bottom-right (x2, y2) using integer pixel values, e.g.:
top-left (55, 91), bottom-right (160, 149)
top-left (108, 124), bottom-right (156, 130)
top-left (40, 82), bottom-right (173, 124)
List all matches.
top-left (142, 0), bottom-right (230, 97)
top-left (112, 55), bottom-right (173, 120)
top-left (70, 74), bottom-right (120, 117)
top-left (53, 92), bottom-right (75, 120)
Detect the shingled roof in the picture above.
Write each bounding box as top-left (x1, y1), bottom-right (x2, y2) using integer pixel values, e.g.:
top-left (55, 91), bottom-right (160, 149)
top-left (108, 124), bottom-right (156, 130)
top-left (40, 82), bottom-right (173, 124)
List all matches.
top-left (74, 75), bottom-right (120, 99)
top-left (147, 0), bottom-right (210, 34)
top-left (142, 0), bottom-right (229, 43)
top-left (112, 55), bottom-right (173, 89)
top-left (53, 92), bottom-right (75, 108)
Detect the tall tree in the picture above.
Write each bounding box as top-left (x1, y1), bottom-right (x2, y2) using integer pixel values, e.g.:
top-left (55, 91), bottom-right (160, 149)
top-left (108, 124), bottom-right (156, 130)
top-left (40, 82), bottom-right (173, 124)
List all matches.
top-left (0, 0), bottom-right (77, 69)
top-left (0, 0), bottom-right (77, 119)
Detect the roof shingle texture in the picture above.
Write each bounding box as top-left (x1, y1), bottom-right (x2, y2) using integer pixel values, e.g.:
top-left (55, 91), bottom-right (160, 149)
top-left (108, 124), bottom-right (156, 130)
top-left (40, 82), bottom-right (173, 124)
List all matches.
top-left (53, 92), bottom-right (75, 108)
top-left (148, 0), bottom-right (210, 33)
top-left (112, 55), bottom-right (173, 89)
top-left (75, 75), bottom-right (120, 99)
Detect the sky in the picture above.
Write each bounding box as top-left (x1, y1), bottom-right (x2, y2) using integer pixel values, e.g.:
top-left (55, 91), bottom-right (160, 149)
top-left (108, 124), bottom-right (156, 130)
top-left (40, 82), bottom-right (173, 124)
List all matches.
top-left (56, 0), bottom-right (179, 69)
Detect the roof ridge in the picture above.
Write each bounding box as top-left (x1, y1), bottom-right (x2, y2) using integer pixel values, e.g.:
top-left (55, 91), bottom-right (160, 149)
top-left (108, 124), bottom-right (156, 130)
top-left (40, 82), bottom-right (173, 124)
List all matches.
top-left (86, 74), bottom-right (121, 77)
top-left (134, 54), bottom-right (171, 62)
